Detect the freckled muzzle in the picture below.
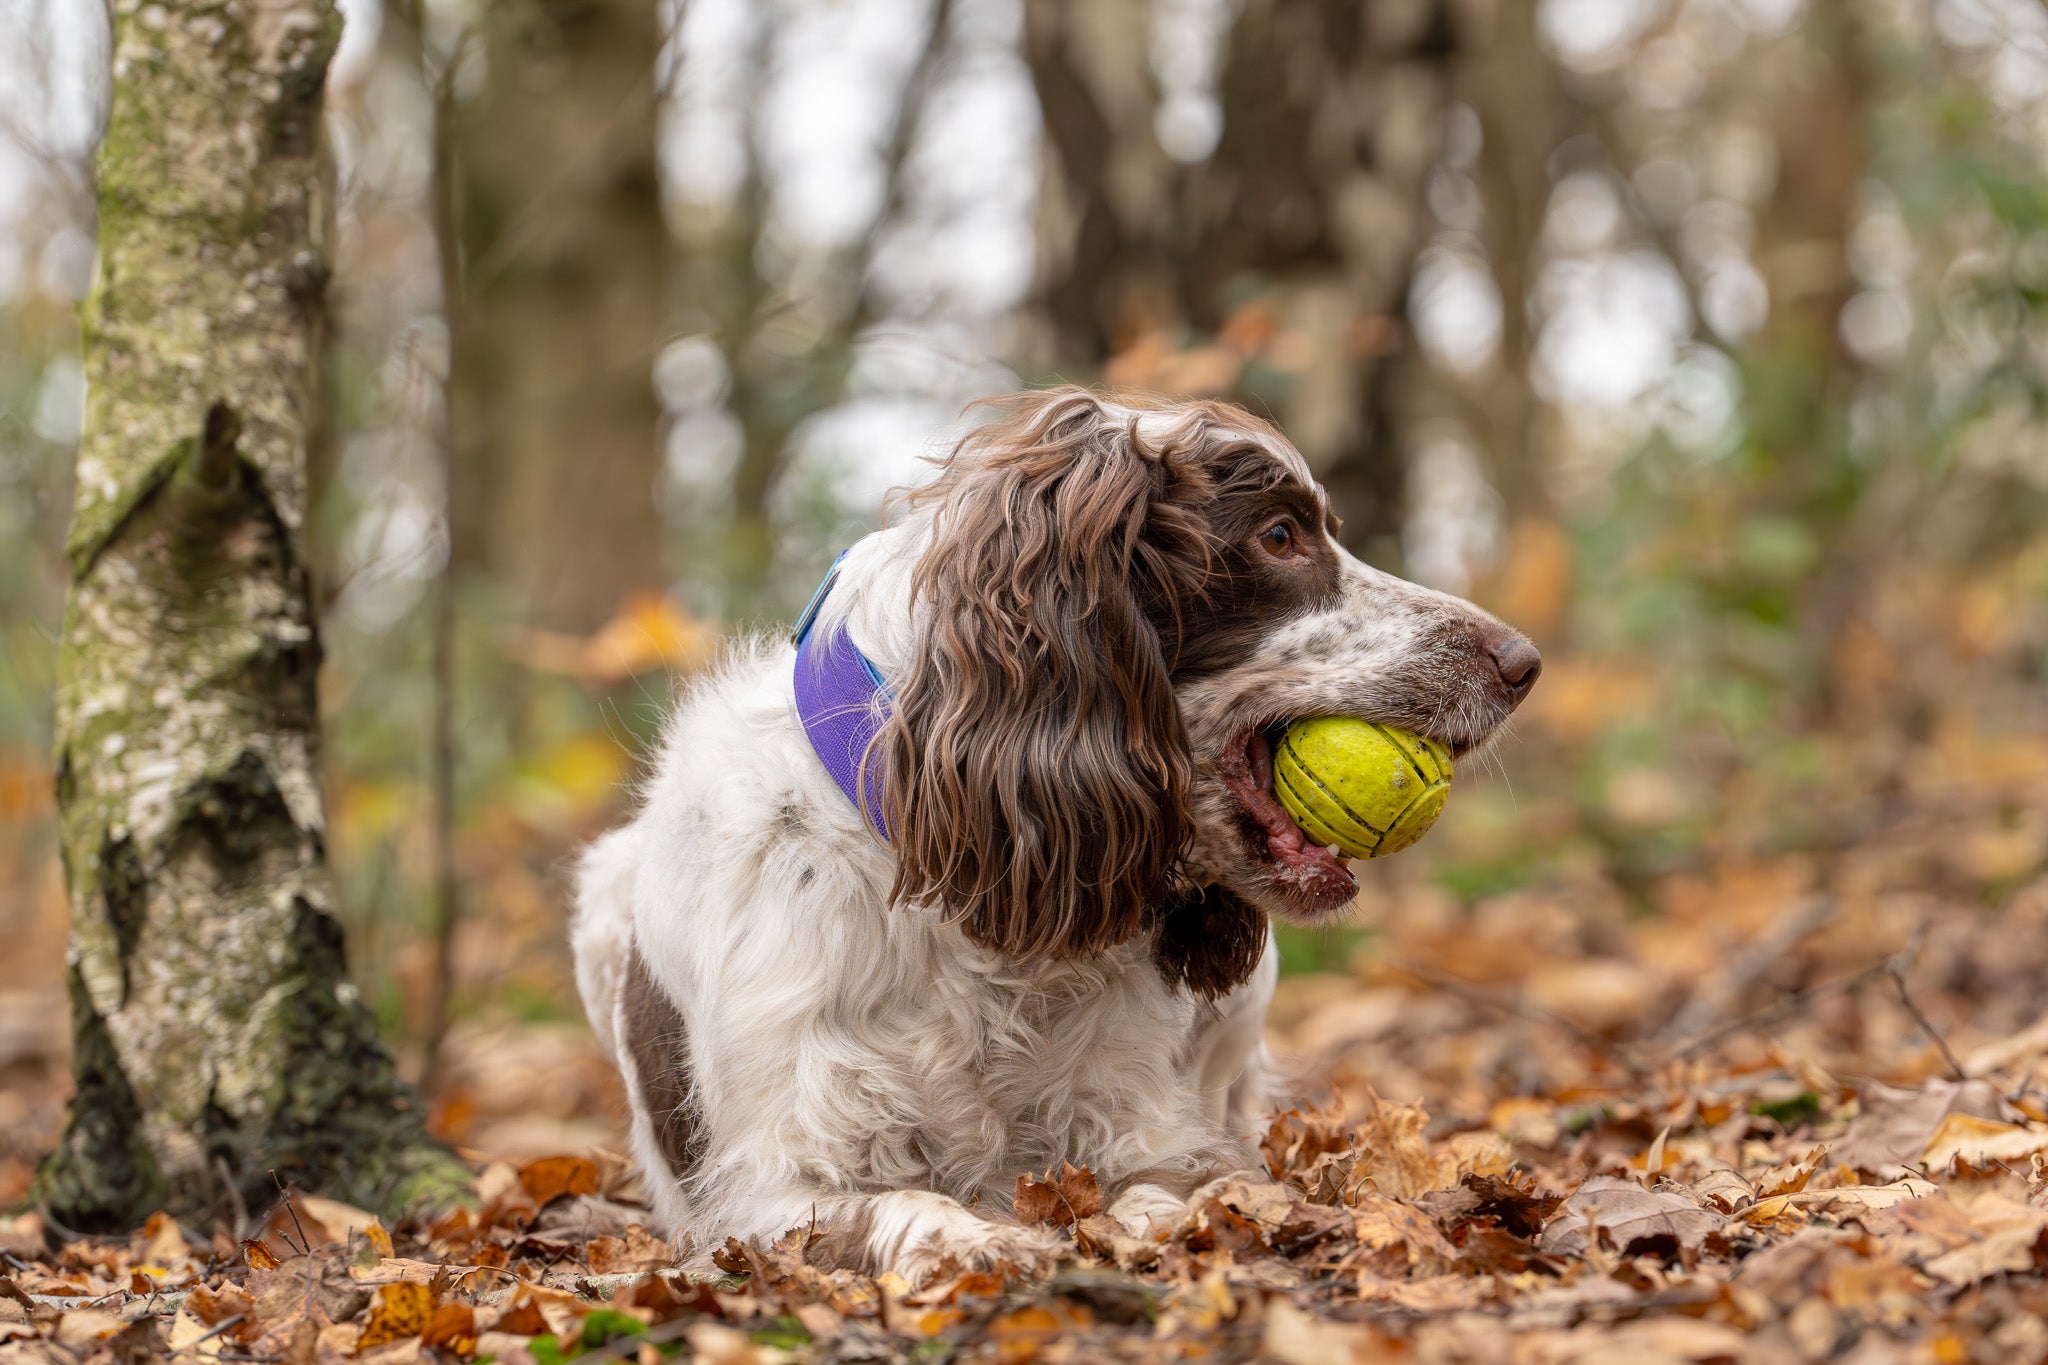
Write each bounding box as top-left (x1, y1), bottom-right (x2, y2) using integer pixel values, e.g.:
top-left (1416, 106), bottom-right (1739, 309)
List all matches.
top-left (1180, 590), bottom-right (1538, 920)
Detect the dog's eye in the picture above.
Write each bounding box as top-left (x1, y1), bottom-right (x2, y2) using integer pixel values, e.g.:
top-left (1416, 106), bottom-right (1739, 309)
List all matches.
top-left (1257, 521), bottom-right (1297, 559)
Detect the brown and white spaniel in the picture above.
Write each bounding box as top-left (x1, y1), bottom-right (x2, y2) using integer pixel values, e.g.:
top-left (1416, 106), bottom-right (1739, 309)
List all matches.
top-left (572, 387), bottom-right (1539, 1280)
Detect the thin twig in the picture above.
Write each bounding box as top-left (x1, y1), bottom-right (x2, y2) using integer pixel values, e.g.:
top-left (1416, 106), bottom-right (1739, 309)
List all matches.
top-left (1889, 961), bottom-right (1966, 1080)
top-left (268, 1173), bottom-right (310, 1259)
top-left (1388, 960), bottom-right (1650, 1075)
top-left (175, 1313), bottom-right (247, 1354)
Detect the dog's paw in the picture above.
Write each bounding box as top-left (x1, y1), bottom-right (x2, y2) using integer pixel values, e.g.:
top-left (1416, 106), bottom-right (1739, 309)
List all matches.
top-left (893, 1221), bottom-right (1066, 1286)
top-left (864, 1190), bottom-right (1068, 1285)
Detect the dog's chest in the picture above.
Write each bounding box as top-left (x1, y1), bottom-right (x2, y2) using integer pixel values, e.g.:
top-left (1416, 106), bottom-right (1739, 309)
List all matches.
top-left (862, 951), bottom-right (1200, 1182)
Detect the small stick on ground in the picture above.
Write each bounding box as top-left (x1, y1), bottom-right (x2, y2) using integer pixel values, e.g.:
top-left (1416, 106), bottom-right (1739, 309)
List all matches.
top-left (268, 1172), bottom-right (310, 1258)
top-left (176, 1313), bottom-right (247, 1354)
top-left (1663, 922), bottom-right (1934, 1064)
top-left (1389, 961), bottom-right (1650, 1076)
top-left (1889, 960), bottom-right (1967, 1081)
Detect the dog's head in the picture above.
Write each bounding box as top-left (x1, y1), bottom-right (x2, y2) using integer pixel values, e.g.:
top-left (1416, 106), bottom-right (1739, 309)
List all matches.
top-left (878, 388), bottom-right (1539, 989)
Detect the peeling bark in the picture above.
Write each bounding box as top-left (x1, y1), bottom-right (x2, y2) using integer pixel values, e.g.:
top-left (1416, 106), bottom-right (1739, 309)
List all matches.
top-left (40, 0), bottom-right (467, 1229)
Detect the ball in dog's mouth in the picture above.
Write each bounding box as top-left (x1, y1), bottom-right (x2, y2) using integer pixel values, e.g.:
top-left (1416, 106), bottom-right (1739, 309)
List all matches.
top-left (1271, 717), bottom-right (1452, 860)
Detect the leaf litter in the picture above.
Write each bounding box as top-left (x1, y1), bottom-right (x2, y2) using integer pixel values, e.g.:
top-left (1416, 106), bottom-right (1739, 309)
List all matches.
top-left (14, 1024), bottom-right (2048, 1362)
top-left (7, 650), bottom-right (2048, 1359)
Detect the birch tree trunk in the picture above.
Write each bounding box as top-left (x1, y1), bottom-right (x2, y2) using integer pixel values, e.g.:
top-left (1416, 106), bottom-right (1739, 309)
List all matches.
top-left (39, 0), bottom-right (467, 1229)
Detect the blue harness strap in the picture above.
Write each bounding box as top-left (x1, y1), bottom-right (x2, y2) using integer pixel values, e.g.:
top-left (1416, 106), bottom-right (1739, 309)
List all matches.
top-left (791, 552), bottom-right (892, 838)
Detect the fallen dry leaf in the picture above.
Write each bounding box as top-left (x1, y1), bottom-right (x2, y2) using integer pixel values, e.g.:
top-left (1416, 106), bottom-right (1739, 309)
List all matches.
top-left (1921, 1112), bottom-right (2048, 1172)
top-left (586, 1223), bottom-right (674, 1273)
top-left (419, 1302), bottom-right (476, 1354)
top-left (517, 1155), bottom-right (601, 1208)
top-left (1353, 1192), bottom-right (1458, 1275)
top-left (1015, 1162), bottom-right (1105, 1228)
top-left (1349, 1091), bottom-right (1454, 1199)
top-left (1833, 1079), bottom-right (2013, 1178)
top-left (1743, 1178), bottom-right (1940, 1230)
top-left (1538, 1176), bottom-right (1728, 1255)
top-left (357, 1281), bottom-right (438, 1350)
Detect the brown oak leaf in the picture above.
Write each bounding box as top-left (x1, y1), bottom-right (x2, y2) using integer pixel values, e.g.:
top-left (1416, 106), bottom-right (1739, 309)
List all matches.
top-left (1538, 1176), bottom-right (1729, 1257)
top-left (1015, 1163), bottom-right (1105, 1228)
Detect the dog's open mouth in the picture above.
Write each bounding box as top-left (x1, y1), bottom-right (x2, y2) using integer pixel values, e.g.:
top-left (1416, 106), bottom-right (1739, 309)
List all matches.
top-left (1219, 724), bottom-right (1360, 914)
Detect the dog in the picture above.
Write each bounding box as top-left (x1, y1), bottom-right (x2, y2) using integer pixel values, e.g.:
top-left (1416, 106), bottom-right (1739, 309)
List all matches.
top-left (572, 387), bottom-right (1540, 1280)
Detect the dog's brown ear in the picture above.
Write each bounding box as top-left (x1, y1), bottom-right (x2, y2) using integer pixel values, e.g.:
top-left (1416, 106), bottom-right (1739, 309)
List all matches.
top-left (879, 389), bottom-right (1207, 960)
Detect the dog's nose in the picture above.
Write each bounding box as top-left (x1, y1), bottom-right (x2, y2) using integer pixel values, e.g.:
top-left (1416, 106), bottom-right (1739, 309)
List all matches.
top-left (1488, 634), bottom-right (1542, 700)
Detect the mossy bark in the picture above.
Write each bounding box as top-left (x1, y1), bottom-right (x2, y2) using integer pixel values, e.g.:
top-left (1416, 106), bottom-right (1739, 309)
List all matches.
top-left (39, 0), bottom-right (469, 1230)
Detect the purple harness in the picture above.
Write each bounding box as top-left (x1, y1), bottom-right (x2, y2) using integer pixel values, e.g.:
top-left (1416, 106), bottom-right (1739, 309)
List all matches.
top-left (792, 552), bottom-right (891, 838)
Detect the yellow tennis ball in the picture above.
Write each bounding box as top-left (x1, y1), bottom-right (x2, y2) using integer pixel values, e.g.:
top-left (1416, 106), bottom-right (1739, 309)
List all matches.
top-left (1272, 718), bottom-right (1454, 860)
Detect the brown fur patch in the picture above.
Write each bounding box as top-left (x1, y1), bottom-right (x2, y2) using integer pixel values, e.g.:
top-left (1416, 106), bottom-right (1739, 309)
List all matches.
top-left (1152, 886), bottom-right (1269, 999)
top-left (881, 388), bottom-right (1337, 973)
top-left (622, 948), bottom-right (705, 1180)
top-left (880, 390), bottom-right (1206, 961)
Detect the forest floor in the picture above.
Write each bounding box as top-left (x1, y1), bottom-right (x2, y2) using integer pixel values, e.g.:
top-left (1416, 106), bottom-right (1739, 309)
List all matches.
top-left (5, 654), bottom-right (2048, 1361)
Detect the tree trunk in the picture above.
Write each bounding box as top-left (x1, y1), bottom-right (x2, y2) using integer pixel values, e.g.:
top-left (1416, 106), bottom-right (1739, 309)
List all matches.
top-left (1459, 0), bottom-right (1557, 525)
top-left (39, 0), bottom-right (467, 1229)
top-left (448, 0), bottom-right (669, 635)
top-left (1196, 0), bottom-right (1460, 556)
top-left (1022, 0), bottom-right (1183, 366)
top-left (1024, 0), bottom-right (1461, 559)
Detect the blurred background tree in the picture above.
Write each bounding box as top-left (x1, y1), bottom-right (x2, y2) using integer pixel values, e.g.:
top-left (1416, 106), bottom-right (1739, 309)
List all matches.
top-left (434, 0), bottom-right (671, 637)
top-left (2, 0), bottom-right (2046, 1183)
